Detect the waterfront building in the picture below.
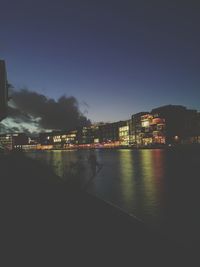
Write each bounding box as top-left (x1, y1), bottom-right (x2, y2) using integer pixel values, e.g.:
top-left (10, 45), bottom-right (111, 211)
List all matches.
top-left (119, 121), bottom-right (130, 146)
top-left (140, 114), bottom-right (166, 146)
top-left (39, 132), bottom-right (54, 145)
top-left (77, 126), bottom-right (94, 145)
top-left (77, 127), bottom-right (88, 144)
top-left (98, 121), bottom-right (127, 144)
top-left (0, 134), bottom-right (13, 150)
top-left (0, 60), bottom-right (8, 122)
top-left (39, 130), bottom-right (78, 148)
top-left (0, 133), bottom-right (29, 150)
top-left (13, 133), bottom-right (29, 148)
top-left (139, 113), bottom-right (153, 146)
top-left (62, 130), bottom-right (78, 148)
top-left (89, 124), bottom-right (100, 144)
top-left (131, 112), bottom-right (148, 146)
top-left (151, 105), bottom-right (199, 145)
top-left (2, 104), bottom-right (199, 151)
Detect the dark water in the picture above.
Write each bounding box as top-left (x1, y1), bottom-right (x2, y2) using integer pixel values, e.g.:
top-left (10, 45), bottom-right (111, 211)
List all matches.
top-left (26, 148), bottom-right (200, 246)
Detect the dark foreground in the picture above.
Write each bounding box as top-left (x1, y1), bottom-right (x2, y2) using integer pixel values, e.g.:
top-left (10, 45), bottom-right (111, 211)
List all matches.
top-left (0, 152), bottom-right (198, 266)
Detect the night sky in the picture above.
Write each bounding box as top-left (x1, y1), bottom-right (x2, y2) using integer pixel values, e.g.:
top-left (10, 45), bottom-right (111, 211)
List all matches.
top-left (1, 1), bottom-right (200, 123)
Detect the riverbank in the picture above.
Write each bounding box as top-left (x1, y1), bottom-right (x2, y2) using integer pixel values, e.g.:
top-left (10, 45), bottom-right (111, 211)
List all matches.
top-left (14, 142), bottom-right (200, 153)
top-left (0, 152), bottom-right (197, 265)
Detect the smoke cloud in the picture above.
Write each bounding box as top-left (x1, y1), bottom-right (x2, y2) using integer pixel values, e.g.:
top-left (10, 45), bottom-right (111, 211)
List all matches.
top-left (1, 88), bottom-right (91, 134)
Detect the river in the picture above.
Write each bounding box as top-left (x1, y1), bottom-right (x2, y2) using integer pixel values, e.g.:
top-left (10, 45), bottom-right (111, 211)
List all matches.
top-left (26, 148), bottom-right (200, 247)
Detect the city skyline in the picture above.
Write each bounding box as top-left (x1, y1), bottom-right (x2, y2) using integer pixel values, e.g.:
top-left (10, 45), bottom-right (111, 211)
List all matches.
top-left (1, 1), bottom-right (200, 124)
top-left (1, 103), bottom-right (200, 151)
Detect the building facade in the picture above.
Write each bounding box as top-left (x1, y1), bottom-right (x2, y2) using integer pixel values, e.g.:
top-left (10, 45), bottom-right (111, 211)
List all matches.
top-left (140, 114), bottom-right (166, 146)
top-left (0, 133), bottom-right (29, 150)
top-left (119, 120), bottom-right (130, 146)
top-left (1, 105), bottom-right (200, 150)
top-left (98, 121), bottom-right (127, 144)
top-left (151, 105), bottom-right (200, 145)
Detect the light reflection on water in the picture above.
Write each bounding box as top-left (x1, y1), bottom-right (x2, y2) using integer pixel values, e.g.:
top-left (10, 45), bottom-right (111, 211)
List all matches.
top-left (27, 149), bottom-right (165, 222)
top-left (26, 148), bottom-right (200, 244)
top-left (118, 150), bottom-right (136, 210)
top-left (88, 149), bottom-right (166, 226)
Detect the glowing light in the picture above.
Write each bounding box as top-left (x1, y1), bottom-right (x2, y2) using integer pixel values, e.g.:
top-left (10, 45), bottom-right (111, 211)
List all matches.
top-left (142, 121), bottom-right (149, 127)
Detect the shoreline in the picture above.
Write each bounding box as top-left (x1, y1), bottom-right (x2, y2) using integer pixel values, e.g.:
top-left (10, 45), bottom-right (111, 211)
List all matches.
top-left (15, 143), bottom-right (200, 153)
top-left (1, 151), bottom-right (197, 264)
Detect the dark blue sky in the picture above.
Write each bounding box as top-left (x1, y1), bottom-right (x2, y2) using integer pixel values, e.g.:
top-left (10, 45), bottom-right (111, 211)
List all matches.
top-left (1, 1), bottom-right (200, 122)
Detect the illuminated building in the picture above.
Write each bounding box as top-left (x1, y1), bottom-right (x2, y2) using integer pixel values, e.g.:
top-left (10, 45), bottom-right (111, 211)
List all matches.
top-left (98, 121), bottom-right (127, 144)
top-left (130, 112), bottom-right (149, 146)
top-left (12, 133), bottom-right (29, 148)
top-left (62, 130), bottom-right (78, 148)
top-left (0, 133), bottom-right (29, 150)
top-left (77, 127), bottom-right (89, 144)
top-left (140, 114), bottom-right (153, 146)
top-left (89, 124), bottom-right (100, 144)
top-left (77, 126), bottom-right (97, 144)
top-left (3, 104), bottom-right (199, 151)
top-left (119, 123), bottom-right (130, 146)
top-left (39, 130), bottom-right (78, 148)
top-left (140, 114), bottom-right (166, 146)
top-left (0, 60), bottom-right (8, 122)
top-left (151, 105), bottom-right (199, 145)
top-left (0, 134), bottom-right (13, 150)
